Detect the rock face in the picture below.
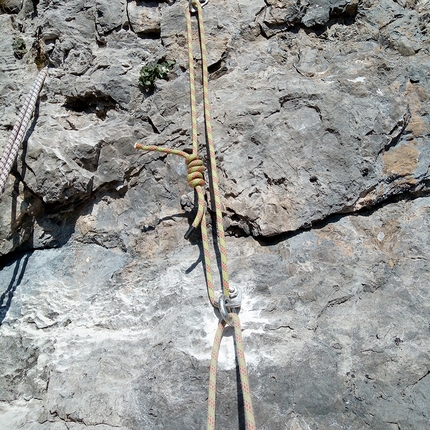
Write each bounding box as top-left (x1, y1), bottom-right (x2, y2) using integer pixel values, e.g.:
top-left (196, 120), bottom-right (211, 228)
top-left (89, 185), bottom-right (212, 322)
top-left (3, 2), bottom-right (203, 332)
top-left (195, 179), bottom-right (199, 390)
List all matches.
top-left (0, 1), bottom-right (429, 429)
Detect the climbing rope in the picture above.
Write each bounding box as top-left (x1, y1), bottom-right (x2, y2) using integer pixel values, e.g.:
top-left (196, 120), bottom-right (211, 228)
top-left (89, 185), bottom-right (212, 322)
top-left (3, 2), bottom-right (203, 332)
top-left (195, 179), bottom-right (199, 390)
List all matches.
top-left (135, 1), bottom-right (255, 428)
top-left (0, 66), bottom-right (48, 195)
top-left (186, 1), bottom-right (255, 428)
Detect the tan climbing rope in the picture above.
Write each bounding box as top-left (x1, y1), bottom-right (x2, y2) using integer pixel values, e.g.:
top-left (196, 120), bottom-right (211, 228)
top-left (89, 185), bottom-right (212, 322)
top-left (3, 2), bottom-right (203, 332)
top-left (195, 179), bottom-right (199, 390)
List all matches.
top-left (135, 1), bottom-right (256, 428)
top-left (186, 1), bottom-right (256, 428)
top-left (0, 66), bottom-right (48, 195)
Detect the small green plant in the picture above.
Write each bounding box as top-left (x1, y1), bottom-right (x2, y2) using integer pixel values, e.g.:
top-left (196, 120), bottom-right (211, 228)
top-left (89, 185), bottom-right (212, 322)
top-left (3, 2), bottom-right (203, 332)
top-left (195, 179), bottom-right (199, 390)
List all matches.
top-left (12, 36), bottom-right (27, 59)
top-left (139, 57), bottom-right (175, 92)
top-left (62, 318), bottom-right (72, 327)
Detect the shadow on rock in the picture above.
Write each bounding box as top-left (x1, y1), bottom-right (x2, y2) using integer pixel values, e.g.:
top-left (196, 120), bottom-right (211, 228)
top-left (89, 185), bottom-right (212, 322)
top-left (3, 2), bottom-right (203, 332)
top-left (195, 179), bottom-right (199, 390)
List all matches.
top-left (0, 251), bottom-right (32, 325)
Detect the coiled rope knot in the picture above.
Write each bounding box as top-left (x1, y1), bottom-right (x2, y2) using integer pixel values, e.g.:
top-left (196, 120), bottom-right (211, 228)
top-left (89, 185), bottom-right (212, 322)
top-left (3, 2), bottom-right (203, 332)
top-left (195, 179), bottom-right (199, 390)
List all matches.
top-left (186, 153), bottom-right (205, 189)
top-left (134, 142), bottom-right (206, 238)
top-left (134, 143), bottom-right (205, 191)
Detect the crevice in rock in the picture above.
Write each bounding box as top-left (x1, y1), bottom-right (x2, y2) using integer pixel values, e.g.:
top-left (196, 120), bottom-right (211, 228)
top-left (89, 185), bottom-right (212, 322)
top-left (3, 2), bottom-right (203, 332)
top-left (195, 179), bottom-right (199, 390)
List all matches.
top-left (252, 188), bottom-right (430, 247)
top-left (317, 294), bottom-right (355, 319)
top-left (137, 29), bottom-right (161, 39)
top-left (73, 142), bottom-right (103, 173)
top-left (31, 25), bottom-right (49, 69)
top-left (257, 1), bottom-right (358, 39)
top-left (266, 324), bottom-right (294, 331)
top-left (305, 4), bottom-right (358, 35)
top-left (378, 110), bottom-right (411, 156)
top-left (74, 230), bottom-right (128, 252)
top-left (378, 14), bottom-right (405, 32)
top-left (409, 370), bottom-right (430, 387)
top-left (279, 93), bottom-right (321, 109)
top-left (0, 177), bottom-right (131, 266)
top-left (125, 0), bottom-right (135, 33)
top-left (225, 209), bottom-right (260, 238)
top-left (97, 23), bottom-right (123, 38)
top-left (96, 36), bottom-right (107, 48)
top-left (31, 0), bottom-right (39, 18)
top-left (263, 172), bottom-right (287, 187)
top-left (63, 91), bottom-right (118, 120)
top-left (208, 56), bottom-right (228, 80)
top-left (384, 423), bottom-right (400, 430)
top-left (20, 158), bottom-right (37, 178)
top-left (147, 116), bottom-right (161, 134)
top-left (49, 410), bottom-right (87, 425)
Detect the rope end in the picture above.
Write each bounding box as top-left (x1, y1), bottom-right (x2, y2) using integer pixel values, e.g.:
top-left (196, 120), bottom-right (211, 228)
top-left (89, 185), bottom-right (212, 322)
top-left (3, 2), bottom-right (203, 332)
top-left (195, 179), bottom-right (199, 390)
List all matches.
top-left (184, 225), bottom-right (195, 240)
top-left (135, 142), bottom-right (142, 150)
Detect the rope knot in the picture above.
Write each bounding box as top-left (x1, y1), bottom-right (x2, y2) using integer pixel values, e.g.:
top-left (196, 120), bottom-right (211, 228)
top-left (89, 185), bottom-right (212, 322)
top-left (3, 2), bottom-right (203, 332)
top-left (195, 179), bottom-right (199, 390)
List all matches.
top-left (186, 153), bottom-right (205, 189)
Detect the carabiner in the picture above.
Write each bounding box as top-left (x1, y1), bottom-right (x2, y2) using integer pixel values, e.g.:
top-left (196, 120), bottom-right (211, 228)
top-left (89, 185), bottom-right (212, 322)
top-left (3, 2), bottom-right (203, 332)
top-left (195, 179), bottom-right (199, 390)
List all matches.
top-left (218, 294), bottom-right (233, 326)
top-left (189, 0), bottom-right (209, 13)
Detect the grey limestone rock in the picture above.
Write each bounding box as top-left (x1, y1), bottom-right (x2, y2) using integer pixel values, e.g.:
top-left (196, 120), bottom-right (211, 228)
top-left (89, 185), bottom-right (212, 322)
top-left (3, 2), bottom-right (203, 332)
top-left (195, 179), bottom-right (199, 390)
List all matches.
top-left (0, 0), bottom-right (429, 429)
top-left (127, 1), bottom-right (162, 36)
top-left (0, 198), bottom-right (429, 429)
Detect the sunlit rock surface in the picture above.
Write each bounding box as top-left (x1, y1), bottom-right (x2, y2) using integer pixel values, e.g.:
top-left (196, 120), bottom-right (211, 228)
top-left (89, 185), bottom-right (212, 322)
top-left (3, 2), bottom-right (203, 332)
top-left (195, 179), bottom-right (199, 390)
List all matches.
top-left (0, 1), bottom-right (429, 429)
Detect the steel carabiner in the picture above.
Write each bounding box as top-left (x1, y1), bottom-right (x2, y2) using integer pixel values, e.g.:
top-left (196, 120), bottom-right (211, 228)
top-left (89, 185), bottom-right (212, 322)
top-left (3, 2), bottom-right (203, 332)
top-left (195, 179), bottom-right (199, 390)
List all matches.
top-left (189, 0), bottom-right (209, 13)
top-left (218, 294), bottom-right (233, 326)
top-left (217, 287), bottom-right (242, 326)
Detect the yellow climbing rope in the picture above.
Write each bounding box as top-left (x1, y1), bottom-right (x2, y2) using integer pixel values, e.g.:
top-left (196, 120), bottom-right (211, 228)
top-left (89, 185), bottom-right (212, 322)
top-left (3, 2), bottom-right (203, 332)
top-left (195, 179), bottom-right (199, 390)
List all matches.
top-left (135, 1), bottom-right (256, 428)
top-left (186, 2), bottom-right (255, 428)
